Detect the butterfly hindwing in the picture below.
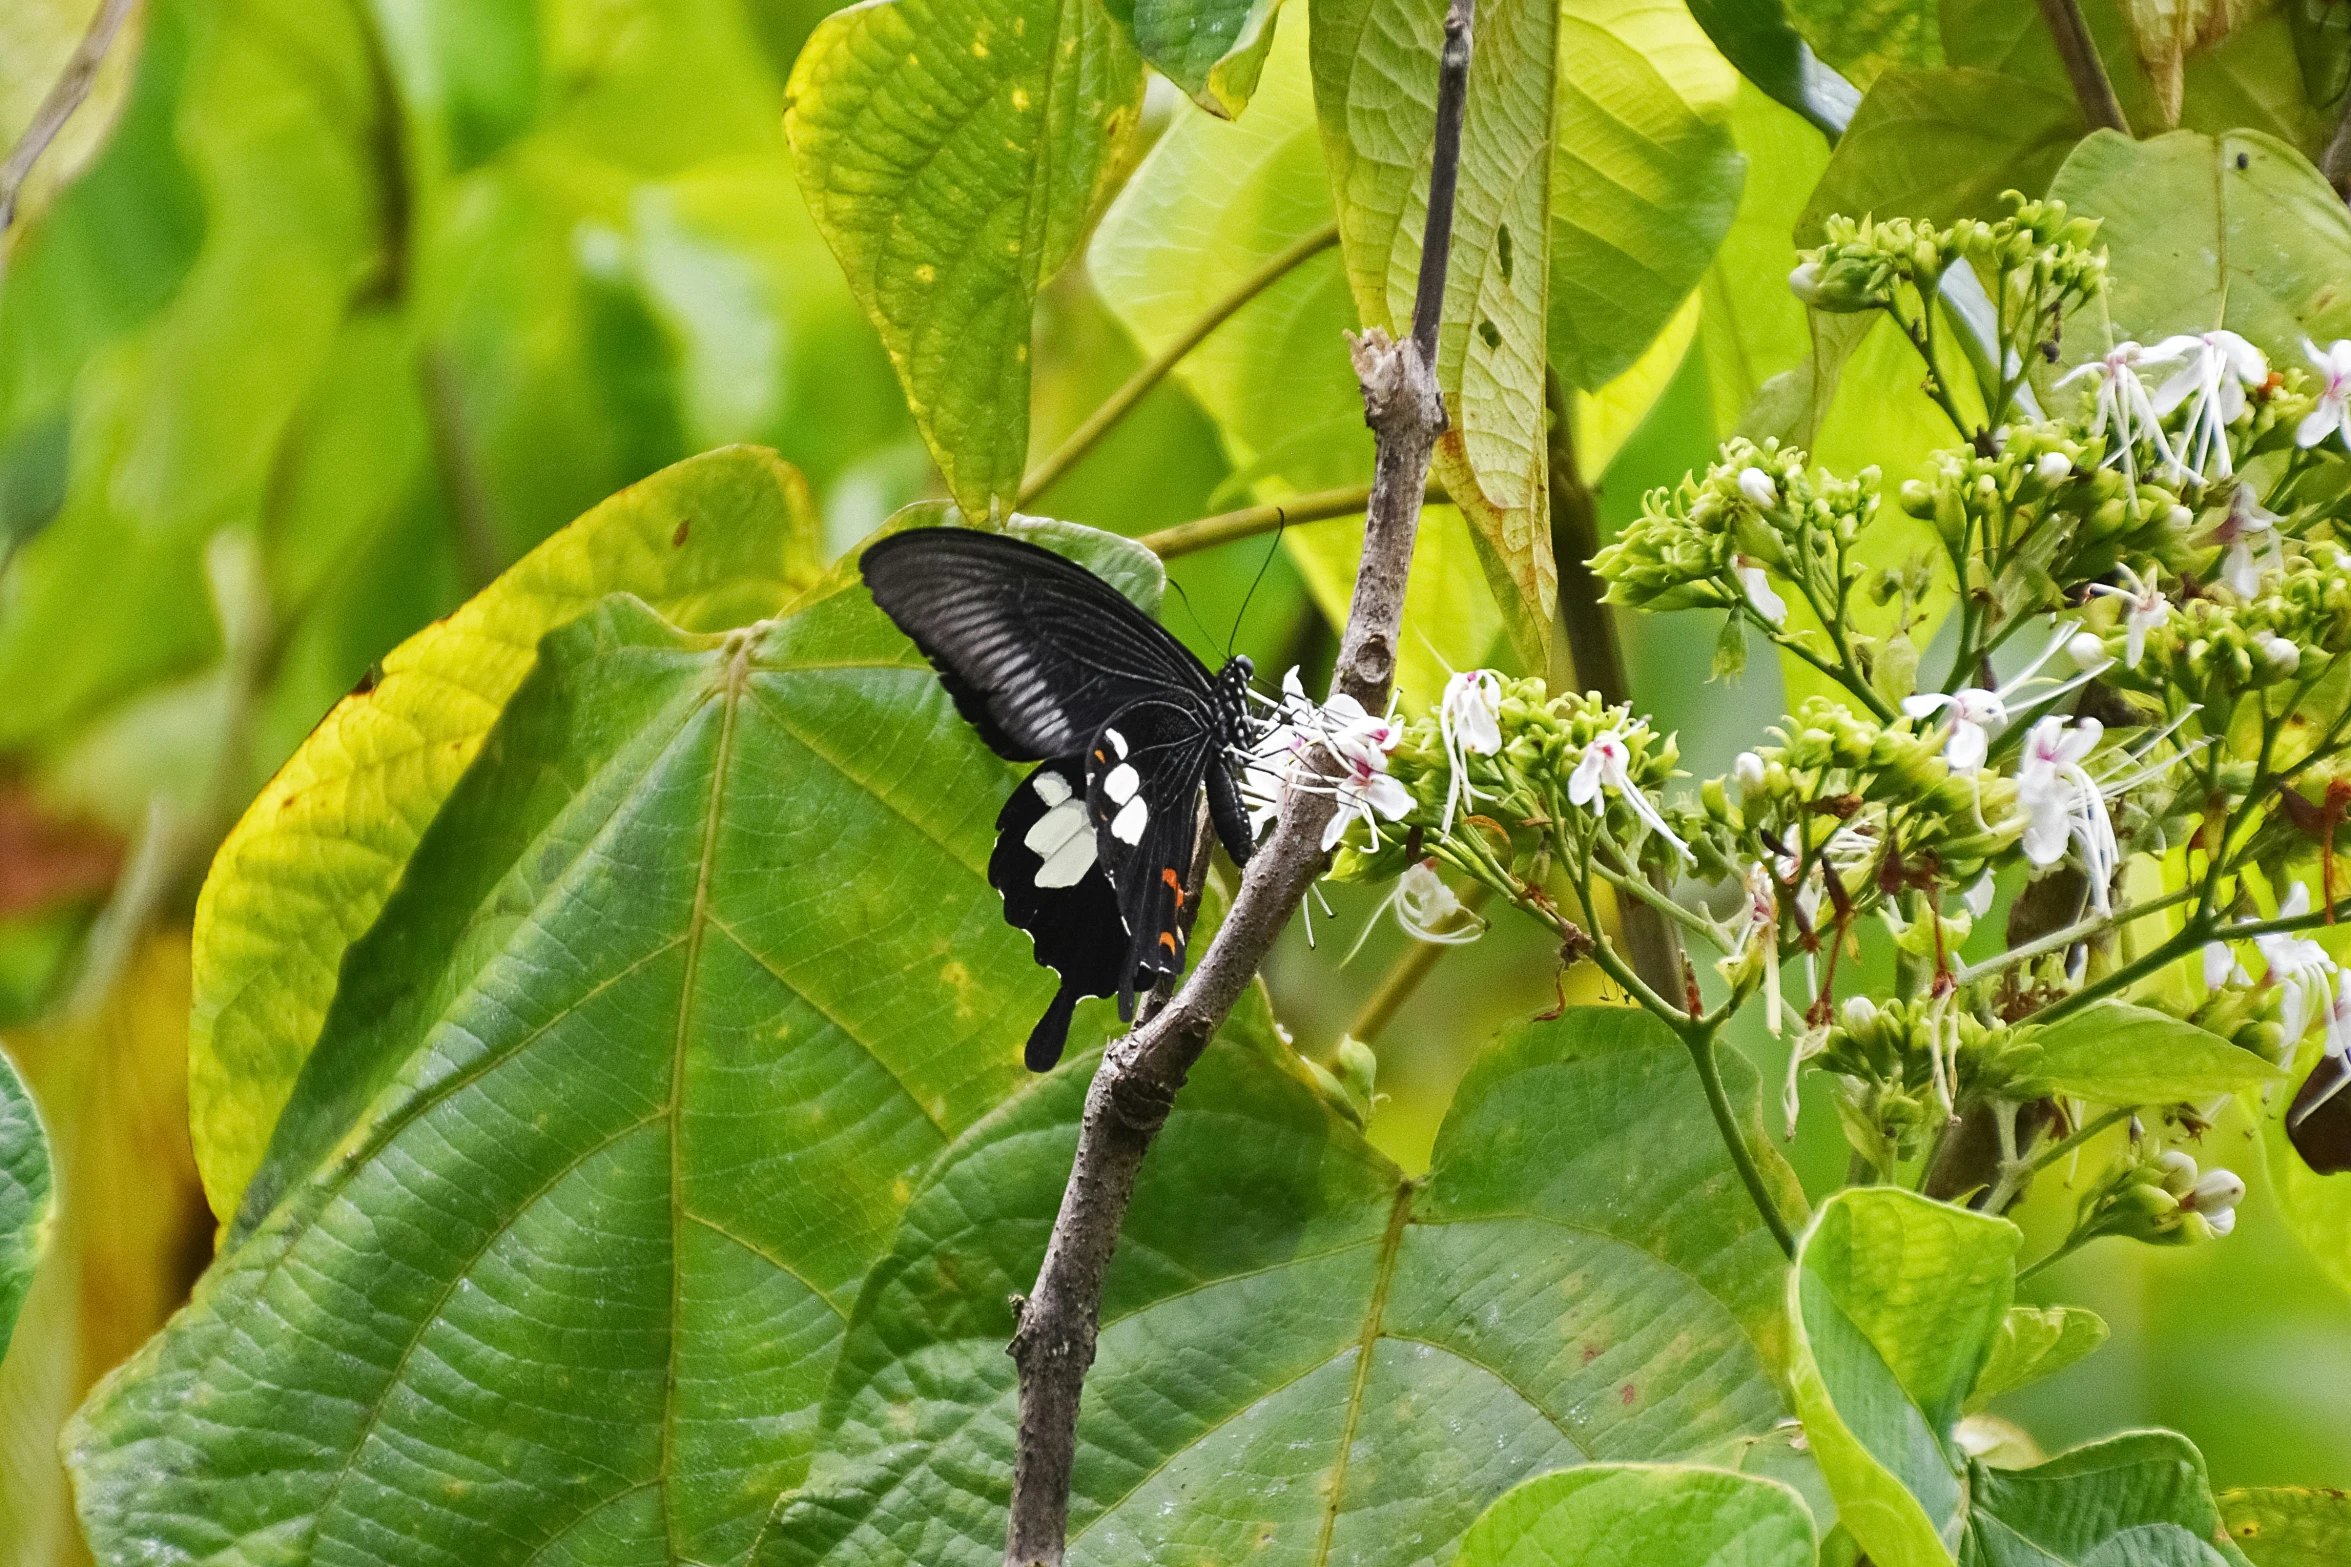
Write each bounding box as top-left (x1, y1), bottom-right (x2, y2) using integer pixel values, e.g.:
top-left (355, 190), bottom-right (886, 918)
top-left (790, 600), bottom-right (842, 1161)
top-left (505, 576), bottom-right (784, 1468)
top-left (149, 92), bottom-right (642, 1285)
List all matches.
top-left (989, 758), bottom-right (1127, 1070)
top-left (1085, 698), bottom-right (1217, 1017)
top-left (860, 528), bottom-right (1213, 761)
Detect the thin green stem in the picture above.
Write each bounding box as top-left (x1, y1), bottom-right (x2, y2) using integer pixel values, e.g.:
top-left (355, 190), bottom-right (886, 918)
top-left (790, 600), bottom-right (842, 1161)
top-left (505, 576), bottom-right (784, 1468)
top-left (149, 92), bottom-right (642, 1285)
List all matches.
top-left (1139, 483), bottom-right (1392, 558)
top-left (1950, 884), bottom-right (2201, 989)
top-left (2030, 920), bottom-right (2208, 1025)
top-left (1019, 224), bottom-right (1340, 507)
top-left (1686, 1025), bottom-right (1798, 1257)
top-left (1347, 883), bottom-right (1492, 1042)
top-left (1589, 857), bottom-right (1716, 940)
top-left (1985, 1105), bottom-right (2129, 1214)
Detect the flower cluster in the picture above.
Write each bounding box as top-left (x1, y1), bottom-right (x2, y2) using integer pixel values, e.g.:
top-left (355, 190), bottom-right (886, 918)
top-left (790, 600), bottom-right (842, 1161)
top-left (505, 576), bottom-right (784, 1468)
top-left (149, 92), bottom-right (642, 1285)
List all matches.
top-left (1241, 669), bottom-right (1410, 851)
top-left (1326, 674), bottom-right (1687, 894)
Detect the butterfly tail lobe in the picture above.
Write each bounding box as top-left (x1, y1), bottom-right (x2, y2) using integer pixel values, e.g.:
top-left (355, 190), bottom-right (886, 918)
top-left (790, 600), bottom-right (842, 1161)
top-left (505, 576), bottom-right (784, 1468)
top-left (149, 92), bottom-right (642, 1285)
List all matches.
top-left (1026, 983), bottom-right (1084, 1072)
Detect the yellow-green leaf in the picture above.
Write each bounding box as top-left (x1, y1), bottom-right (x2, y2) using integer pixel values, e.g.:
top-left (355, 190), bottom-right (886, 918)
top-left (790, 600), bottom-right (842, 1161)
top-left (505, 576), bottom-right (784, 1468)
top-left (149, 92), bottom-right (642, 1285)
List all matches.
top-left (186, 446), bottom-right (821, 1222)
top-left (1310, 0), bottom-right (1743, 666)
top-left (785, 0), bottom-right (1145, 518)
top-left (1965, 1305), bottom-right (2108, 1412)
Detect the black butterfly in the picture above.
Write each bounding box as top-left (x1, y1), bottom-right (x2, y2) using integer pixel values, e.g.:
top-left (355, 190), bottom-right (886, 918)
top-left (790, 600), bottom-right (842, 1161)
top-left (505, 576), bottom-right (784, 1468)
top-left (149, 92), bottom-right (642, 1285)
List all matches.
top-left (861, 528), bottom-right (1261, 1070)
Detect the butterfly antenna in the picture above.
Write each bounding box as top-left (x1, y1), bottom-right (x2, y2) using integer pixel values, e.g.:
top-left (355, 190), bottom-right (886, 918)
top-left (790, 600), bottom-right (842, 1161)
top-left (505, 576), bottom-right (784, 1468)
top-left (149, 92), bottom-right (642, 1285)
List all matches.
top-left (1162, 575), bottom-right (1217, 651)
top-left (1224, 508), bottom-right (1288, 660)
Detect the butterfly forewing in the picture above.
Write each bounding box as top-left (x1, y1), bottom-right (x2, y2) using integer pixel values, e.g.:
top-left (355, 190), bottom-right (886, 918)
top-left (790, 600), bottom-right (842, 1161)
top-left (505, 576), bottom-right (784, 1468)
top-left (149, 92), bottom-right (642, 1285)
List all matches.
top-left (861, 528), bottom-right (1213, 760)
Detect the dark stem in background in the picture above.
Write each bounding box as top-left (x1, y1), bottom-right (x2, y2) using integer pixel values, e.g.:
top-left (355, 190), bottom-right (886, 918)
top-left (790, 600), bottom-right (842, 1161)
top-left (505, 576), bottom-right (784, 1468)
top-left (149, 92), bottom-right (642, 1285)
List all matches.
top-left (2031, 0), bottom-right (2130, 134)
top-left (0, 0), bottom-right (138, 278)
top-left (1019, 225), bottom-right (1341, 508)
top-left (1545, 372), bottom-right (1684, 1000)
top-left (421, 348), bottom-right (505, 593)
top-left (1001, 3), bottom-right (1477, 1561)
top-left (2324, 88), bottom-right (2351, 204)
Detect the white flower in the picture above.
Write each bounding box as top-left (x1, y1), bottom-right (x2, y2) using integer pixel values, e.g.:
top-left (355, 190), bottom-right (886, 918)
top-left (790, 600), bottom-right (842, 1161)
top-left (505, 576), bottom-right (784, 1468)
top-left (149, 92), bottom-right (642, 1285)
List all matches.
top-left (1962, 874), bottom-right (1995, 918)
top-left (1900, 624), bottom-right (2096, 774)
top-left (1567, 729), bottom-right (1691, 861)
top-left (1437, 669), bottom-right (1503, 833)
top-left (1240, 668), bottom-right (1409, 848)
top-left (2057, 341), bottom-right (2180, 480)
top-left (1348, 859), bottom-right (1486, 962)
top-left (1902, 687), bottom-right (2007, 773)
top-left (2085, 565), bottom-right (2169, 667)
top-left (2066, 631), bottom-right (2111, 671)
top-left (1720, 861), bottom-right (1785, 1035)
top-left (2256, 632), bottom-right (2302, 677)
top-left (2299, 339), bottom-right (2351, 450)
top-left (1736, 560), bottom-right (1787, 627)
top-left (2183, 1166), bottom-right (2246, 1237)
top-left (2209, 484), bottom-right (2280, 598)
top-left (2255, 886), bottom-right (2337, 1048)
top-left (1737, 467), bottom-right (1780, 509)
top-left (2148, 329), bottom-right (2267, 481)
top-left (2203, 941), bottom-right (2251, 990)
top-left (1326, 745), bottom-right (1411, 851)
top-left (2034, 451), bottom-right (2073, 486)
top-left (1733, 750), bottom-right (1767, 797)
top-left (2015, 716), bottom-right (2118, 911)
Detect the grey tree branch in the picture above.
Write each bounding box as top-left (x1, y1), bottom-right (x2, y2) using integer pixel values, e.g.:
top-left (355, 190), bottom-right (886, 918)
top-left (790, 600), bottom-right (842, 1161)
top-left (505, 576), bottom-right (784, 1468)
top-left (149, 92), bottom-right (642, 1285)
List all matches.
top-left (2031, 0), bottom-right (2130, 134)
top-left (0, 0), bottom-right (138, 250)
top-left (1001, 3), bottom-right (1477, 1560)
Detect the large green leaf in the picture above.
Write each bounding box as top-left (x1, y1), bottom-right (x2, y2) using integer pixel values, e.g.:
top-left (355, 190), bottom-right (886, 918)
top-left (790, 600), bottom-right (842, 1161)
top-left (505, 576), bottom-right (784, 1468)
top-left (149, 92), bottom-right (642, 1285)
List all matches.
top-left (762, 1008), bottom-right (1805, 1564)
top-left (70, 522), bottom-right (1162, 1559)
top-left (2220, 1486), bottom-right (2351, 1565)
top-left (1789, 1189), bottom-right (2252, 1567)
top-left (1964, 1305), bottom-right (2108, 1413)
top-left (1309, 0), bottom-right (1743, 666)
top-left (1682, 0), bottom-right (1861, 137)
top-left (1794, 67), bottom-right (2083, 247)
top-left (1789, 1189), bottom-right (2019, 1567)
top-left (1783, 0), bottom-right (1941, 89)
top-left (785, 0), bottom-right (1145, 519)
top-left (1939, 0), bottom-right (2162, 130)
top-left (2047, 129), bottom-right (2351, 361)
top-left (1086, 24), bottom-right (1506, 700)
top-left (187, 446), bottom-right (822, 1224)
top-left (1965, 1433), bottom-right (2248, 1566)
top-left (1456, 1463), bottom-right (1818, 1567)
top-left (0, 1047), bottom-right (49, 1362)
top-left (2027, 1001), bottom-right (2283, 1105)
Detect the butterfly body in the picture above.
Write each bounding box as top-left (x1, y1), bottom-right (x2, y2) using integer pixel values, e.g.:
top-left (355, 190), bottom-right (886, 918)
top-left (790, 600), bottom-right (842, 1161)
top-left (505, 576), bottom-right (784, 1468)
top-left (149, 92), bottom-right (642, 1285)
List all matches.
top-left (860, 529), bottom-right (1260, 1069)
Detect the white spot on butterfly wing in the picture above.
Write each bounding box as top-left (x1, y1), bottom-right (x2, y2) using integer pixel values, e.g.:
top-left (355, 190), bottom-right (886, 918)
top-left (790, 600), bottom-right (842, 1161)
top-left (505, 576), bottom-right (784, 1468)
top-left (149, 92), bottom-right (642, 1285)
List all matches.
top-left (1032, 771), bottom-right (1073, 806)
top-left (1104, 729), bottom-right (1129, 759)
top-left (1111, 796), bottom-right (1149, 844)
top-left (1103, 763), bottom-right (1140, 804)
top-left (1027, 799), bottom-right (1096, 887)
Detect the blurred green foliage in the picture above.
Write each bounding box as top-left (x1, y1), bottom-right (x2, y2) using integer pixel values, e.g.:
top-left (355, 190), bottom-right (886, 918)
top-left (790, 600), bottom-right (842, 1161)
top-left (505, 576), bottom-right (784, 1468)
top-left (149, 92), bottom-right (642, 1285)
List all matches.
top-left (3, 0), bottom-right (2351, 1561)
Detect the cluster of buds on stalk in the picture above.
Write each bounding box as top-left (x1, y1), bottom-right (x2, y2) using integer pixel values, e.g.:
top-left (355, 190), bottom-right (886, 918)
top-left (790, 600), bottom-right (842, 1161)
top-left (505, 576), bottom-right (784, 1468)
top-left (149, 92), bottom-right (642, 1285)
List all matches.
top-left (2062, 1146), bottom-right (2247, 1250)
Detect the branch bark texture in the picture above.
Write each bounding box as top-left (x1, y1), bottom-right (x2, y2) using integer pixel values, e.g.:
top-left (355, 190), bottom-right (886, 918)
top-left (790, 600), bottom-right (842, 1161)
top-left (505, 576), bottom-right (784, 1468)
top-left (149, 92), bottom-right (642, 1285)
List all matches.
top-left (0, 0), bottom-right (137, 244)
top-left (1001, 3), bottom-right (1476, 1561)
